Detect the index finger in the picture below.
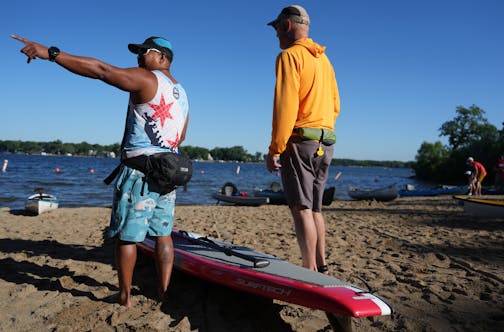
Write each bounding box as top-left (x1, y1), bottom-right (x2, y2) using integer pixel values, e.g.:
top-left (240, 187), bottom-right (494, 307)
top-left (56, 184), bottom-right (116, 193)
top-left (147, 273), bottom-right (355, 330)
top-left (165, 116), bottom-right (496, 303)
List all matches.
top-left (11, 34), bottom-right (29, 45)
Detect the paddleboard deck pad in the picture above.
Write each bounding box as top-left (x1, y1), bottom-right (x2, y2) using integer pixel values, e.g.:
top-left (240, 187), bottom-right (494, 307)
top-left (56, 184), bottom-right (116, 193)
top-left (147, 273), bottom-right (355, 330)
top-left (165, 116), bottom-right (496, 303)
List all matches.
top-left (137, 229), bottom-right (393, 317)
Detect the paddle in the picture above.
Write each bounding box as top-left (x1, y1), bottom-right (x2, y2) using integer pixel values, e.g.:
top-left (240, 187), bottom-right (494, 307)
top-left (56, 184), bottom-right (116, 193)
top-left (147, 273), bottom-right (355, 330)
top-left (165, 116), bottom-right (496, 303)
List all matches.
top-left (178, 230), bottom-right (270, 268)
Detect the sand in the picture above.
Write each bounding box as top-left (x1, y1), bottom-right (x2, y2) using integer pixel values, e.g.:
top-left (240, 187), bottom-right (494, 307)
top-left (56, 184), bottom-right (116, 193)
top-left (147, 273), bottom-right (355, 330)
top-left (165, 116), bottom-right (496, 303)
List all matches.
top-left (0, 196), bottom-right (503, 332)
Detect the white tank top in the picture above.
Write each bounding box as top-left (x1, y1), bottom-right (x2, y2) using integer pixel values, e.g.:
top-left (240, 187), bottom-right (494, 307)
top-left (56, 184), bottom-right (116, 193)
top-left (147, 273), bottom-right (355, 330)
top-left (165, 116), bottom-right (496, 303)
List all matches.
top-left (122, 71), bottom-right (189, 159)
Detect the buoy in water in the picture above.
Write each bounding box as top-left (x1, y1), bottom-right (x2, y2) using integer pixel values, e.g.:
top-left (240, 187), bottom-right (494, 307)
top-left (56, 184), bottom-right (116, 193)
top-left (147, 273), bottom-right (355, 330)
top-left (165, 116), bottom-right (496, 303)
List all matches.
top-left (2, 159), bottom-right (7, 172)
top-left (55, 167), bottom-right (61, 173)
top-left (89, 168), bottom-right (95, 174)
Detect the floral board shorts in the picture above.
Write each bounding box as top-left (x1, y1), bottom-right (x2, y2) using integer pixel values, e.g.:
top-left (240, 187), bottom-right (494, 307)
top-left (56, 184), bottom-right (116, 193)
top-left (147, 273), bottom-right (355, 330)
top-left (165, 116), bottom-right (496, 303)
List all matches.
top-left (108, 166), bottom-right (176, 242)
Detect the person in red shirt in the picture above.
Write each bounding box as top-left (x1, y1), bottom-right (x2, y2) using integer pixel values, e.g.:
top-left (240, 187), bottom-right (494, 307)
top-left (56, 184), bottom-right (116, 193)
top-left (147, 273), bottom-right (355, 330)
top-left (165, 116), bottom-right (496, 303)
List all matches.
top-left (467, 157), bottom-right (487, 195)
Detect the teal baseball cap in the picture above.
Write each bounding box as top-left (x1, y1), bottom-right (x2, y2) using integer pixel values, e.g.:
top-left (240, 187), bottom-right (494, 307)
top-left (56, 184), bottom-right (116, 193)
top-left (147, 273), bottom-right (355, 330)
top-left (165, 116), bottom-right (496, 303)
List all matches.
top-left (128, 36), bottom-right (173, 59)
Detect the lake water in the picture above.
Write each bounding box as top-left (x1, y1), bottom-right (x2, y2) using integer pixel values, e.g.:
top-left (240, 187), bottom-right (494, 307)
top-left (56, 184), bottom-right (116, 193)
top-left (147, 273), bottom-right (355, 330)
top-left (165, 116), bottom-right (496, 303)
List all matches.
top-left (0, 153), bottom-right (428, 210)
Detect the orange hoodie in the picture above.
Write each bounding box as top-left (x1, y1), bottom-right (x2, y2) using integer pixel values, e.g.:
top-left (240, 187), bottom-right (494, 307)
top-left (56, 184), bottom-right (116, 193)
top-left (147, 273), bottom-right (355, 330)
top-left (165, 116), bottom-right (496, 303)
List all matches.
top-left (269, 38), bottom-right (340, 156)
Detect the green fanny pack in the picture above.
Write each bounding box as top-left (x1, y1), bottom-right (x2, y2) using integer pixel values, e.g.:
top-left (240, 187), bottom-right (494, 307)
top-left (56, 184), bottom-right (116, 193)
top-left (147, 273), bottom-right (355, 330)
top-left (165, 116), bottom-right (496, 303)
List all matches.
top-left (294, 127), bottom-right (336, 145)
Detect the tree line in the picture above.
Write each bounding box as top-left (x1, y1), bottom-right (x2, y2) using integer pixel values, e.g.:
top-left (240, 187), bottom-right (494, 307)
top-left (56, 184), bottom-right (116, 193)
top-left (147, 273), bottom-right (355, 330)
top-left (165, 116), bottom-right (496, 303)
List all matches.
top-left (6, 104), bottom-right (498, 180)
top-left (0, 140), bottom-right (121, 157)
top-left (0, 140), bottom-right (266, 162)
top-left (0, 139), bottom-right (413, 167)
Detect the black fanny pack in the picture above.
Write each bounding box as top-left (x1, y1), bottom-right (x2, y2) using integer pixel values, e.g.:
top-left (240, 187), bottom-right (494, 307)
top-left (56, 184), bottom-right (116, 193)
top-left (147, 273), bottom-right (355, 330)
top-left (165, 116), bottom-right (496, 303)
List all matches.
top-left (104, 152), bottom-right (193, 194)
top-left (126, 152), bottom-right (193, 193)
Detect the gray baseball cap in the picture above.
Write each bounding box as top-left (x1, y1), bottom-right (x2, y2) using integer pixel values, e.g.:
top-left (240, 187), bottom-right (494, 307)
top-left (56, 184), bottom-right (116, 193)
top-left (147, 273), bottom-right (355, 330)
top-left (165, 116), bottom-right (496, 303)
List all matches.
top-left (267, 5), bottom-right (310, 27)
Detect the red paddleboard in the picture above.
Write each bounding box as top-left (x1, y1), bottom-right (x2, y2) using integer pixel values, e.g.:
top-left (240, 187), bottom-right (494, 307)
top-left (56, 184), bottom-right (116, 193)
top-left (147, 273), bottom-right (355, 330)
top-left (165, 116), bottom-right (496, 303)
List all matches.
top-left (137, 229), bottom-right (393, 318)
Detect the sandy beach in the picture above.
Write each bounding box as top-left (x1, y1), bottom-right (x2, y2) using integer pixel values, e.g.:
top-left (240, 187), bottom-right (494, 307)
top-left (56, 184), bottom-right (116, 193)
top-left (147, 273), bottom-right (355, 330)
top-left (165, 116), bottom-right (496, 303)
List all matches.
top-left (1, 196), bottom-right (503, 331)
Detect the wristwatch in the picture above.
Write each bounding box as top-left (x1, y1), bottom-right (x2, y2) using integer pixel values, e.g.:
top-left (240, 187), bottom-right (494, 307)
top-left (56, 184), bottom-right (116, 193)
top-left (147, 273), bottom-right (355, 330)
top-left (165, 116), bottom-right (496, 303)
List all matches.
top-left (48, 46), bottom-right (60, 62)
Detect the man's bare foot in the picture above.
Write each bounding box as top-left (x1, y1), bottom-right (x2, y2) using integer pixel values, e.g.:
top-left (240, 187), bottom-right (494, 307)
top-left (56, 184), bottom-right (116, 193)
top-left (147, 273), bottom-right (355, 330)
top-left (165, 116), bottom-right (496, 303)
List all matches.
top-left (119, 291), bottom-right (133, 307)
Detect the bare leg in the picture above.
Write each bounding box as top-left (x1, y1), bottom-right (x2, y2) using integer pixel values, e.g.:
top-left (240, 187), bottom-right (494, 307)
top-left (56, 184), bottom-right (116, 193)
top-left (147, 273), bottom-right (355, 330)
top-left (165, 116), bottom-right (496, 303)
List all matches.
top-left (291, 207), bottom-right (318, 271)
top-left (115, 240), bottom-right (137, 307)
top-left (155, 235), bottom-right (174, 302)
top-left (313, 211), bottom-right (327, 272)
top-left (469, 178), bottom-right (475, 195)
top-left (476, 181), bottom-right (482, 195)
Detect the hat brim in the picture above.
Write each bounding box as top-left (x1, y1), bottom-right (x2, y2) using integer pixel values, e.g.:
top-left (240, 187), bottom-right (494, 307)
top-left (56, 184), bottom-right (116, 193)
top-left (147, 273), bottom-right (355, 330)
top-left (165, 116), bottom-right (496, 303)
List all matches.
top-left (267, 19), bottom-right (279, 27)
top-left (128, 43), bottom-right (148, 54)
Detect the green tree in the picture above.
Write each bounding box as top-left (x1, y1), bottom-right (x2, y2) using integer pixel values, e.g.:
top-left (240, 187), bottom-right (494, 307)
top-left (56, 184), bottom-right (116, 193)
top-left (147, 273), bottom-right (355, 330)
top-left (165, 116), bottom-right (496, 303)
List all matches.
top-left (46, 140), bottom-right (64, 154)
top-left (412, 141), bottom-right (449, 181)
top-left (414, 105), bottom-right (501, 184)
top-left (62, 143), bottom-right (76, 155)
top-left (209, 147), bottom-right (224, 161)
top-left (75, 141), bottom-right (92, 155)
top-left (225, 146), bottom-right (248, 161)
top-left (0, 140), bottom-right (21, 153)
top-left (180, 145), bottom-right (210, 160)
top-left (23, 141), bottom-right (40, 154)
top-left (439, 105), bottom-right (496, 150)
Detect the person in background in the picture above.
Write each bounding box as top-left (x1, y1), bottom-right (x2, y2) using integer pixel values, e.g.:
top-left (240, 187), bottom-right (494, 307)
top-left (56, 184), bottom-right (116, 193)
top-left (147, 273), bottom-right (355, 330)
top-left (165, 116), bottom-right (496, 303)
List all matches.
top-left (12, 34), bottom-right (189, 307)
top-left (466, 157), bottom-right (486, 196)
top-left (494, 155), bottom-right (504, 192)
top-left (265, 5), bottom-right (340, 274)
top-left (465, 170), bottom-right (476, 195)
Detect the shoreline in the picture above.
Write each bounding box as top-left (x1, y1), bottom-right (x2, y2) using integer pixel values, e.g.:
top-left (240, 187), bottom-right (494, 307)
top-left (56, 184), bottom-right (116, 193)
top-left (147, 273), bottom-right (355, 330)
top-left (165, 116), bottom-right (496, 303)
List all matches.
top-left (1, 196), bottom-right (503, 331)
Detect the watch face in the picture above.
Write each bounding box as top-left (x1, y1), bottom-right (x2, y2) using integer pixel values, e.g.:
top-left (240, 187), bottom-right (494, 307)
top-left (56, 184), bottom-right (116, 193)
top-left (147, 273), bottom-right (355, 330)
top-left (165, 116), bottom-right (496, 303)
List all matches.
top-left (48, 47), bottom-right (60, 61)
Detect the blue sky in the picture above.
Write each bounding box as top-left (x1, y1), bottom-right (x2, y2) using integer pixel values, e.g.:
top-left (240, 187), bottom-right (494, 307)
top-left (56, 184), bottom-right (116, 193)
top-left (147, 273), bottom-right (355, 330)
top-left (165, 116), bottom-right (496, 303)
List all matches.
top-left (2, 0), bottom-right (502, 162)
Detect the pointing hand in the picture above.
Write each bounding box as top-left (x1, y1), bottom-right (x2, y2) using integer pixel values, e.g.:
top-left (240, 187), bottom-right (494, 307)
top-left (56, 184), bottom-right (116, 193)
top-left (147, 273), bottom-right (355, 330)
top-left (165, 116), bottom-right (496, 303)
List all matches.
top-left (11, 34), bottom-right (49, 64)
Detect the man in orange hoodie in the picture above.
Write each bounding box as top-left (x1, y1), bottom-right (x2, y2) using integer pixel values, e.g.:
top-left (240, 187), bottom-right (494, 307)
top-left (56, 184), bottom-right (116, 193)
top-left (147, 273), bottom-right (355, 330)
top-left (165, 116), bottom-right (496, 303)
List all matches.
top-left (266, 5), bottom-right (340, 274)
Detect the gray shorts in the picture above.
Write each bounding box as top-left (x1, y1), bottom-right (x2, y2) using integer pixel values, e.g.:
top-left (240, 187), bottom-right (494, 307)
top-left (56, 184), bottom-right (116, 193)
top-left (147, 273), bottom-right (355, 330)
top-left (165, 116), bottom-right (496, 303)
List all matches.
top-left (280, 137), bottom-right (334, 212)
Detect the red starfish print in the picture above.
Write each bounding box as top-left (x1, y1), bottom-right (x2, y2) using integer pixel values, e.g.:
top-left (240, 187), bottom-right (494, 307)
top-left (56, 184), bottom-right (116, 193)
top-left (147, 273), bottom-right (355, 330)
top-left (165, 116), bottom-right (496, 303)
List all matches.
top-left (149, 95), bottom-right (173, 127)
top-left (167, 132), bottom-right (180, 148)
